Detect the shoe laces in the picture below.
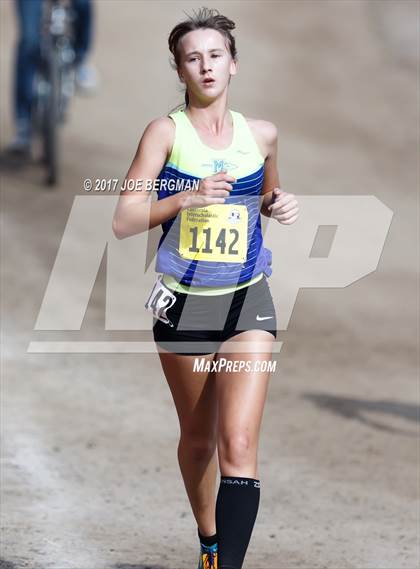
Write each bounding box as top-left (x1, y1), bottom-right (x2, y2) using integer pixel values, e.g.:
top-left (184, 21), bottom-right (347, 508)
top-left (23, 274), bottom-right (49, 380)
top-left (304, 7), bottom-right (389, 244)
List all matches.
top-left (201, 544), bottom-right (218, 569)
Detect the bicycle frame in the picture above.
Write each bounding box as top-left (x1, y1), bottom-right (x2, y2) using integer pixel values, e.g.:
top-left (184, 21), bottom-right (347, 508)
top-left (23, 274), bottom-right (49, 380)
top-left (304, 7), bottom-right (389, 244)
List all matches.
top-left (32, 0), bottom-right (76, 186)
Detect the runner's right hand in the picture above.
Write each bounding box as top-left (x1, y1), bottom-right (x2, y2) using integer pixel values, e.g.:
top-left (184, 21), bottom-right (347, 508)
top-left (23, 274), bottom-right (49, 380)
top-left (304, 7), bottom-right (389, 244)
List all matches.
top-left (180, 170), bottom-right (236, 210)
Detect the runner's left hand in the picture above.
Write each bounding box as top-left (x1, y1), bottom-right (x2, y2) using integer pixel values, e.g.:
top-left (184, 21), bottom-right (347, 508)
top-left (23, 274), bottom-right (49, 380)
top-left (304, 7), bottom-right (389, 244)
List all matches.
top-left (267, 188), bottom-right (299, 224)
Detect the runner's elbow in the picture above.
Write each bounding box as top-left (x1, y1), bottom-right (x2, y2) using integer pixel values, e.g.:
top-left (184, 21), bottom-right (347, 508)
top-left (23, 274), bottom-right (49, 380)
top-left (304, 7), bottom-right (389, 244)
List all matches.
top-left (112, 217), bottom-right (127, 240)
top-left (112, 216), bottom-right (149, 239)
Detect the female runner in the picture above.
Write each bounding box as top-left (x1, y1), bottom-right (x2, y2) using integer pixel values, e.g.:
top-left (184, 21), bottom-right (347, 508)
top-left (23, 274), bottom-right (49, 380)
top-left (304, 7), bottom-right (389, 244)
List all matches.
top-left (113, 8), bottom-right (299, 569)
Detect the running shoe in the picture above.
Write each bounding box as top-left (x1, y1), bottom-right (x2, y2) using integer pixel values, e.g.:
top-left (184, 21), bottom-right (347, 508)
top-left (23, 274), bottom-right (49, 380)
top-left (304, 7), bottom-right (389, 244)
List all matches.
top-left (197, 541), bottom-right (218, 569)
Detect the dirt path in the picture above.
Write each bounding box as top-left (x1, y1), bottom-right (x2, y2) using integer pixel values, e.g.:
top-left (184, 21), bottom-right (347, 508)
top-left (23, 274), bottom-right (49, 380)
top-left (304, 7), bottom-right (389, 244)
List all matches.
top-left (1, 1), bottom-right (418, 568)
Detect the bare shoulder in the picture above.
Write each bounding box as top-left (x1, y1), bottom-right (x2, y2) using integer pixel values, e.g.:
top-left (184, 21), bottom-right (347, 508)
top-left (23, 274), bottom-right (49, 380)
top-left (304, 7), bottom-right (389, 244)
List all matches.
top-left (246, 118), bottom-right (278, 144)
top-left (245, 117), bottom-right (278, 158)
top-left (138, 115), bottom-right (175, 157)
top-left (143, 115), bottom-right (175, 140)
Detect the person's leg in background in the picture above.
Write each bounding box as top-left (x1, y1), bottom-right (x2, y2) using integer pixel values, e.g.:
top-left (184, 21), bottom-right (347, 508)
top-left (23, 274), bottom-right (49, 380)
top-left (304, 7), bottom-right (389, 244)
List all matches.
top-left (7, 0), bottom-right (43, 156)
top-left (71, 0), bottom-right (98, 92)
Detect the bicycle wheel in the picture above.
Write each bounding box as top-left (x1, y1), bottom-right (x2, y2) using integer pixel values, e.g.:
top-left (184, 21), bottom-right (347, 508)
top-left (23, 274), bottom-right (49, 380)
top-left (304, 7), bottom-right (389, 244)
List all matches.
top-left (42, 45), bottom-right (61, 186)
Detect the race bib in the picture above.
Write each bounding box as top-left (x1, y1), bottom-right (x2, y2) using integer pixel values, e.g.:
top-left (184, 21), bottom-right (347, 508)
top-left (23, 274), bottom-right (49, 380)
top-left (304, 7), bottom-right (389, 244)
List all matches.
top-left (145, 276), bottom-right (177, 326)
top-left (179, 204), bottom-right (248, 263)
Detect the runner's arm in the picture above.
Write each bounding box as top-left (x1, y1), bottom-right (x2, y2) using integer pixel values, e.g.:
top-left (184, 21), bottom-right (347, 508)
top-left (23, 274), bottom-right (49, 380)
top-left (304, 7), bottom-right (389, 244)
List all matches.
top-left (112, 117), bottom-right (189, 239)
top-left (258, 122), bottom-right (281, 218)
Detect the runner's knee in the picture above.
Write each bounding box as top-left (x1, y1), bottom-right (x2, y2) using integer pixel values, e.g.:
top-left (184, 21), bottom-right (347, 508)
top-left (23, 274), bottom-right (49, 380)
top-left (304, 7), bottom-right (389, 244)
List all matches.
top-left (179, 434), bottom-right (217, 461)
top-left (218, 432), bottom-right (254, 468)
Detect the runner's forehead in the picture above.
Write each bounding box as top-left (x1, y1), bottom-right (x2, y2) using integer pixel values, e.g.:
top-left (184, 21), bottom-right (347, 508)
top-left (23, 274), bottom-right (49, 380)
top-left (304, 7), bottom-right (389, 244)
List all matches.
top-left (179, 29), bottom-right (229, 56)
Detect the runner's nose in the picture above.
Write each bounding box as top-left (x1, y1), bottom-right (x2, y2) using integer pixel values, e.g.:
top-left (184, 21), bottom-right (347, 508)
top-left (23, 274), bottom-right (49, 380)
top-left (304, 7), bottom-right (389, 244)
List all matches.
top-left (201, 58), bottom-right (212, 74)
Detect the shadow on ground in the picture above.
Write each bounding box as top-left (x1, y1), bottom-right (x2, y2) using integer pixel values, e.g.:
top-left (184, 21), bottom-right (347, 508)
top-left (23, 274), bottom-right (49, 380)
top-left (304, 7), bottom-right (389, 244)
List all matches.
top-left (0, 560), bottom-right (18, 569)
top-left (113, 564), bottom-right (170, 569)
top-left (0, 559), bottom-right (171, 569)
top-left (303, 392), bottom-right (420, 436)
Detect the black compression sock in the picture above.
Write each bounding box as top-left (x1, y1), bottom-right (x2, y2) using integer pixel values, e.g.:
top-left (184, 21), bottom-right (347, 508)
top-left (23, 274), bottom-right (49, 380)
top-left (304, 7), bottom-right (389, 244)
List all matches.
top-left (216, 476), bottom-right (261, 568)
top-left (197, 527), bottom-right (218, 547)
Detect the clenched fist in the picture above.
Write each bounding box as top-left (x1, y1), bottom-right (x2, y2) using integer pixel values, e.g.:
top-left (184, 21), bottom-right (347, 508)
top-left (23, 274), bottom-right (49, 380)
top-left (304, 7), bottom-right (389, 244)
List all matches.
top-left (267, 188), bottom-right (299, 224)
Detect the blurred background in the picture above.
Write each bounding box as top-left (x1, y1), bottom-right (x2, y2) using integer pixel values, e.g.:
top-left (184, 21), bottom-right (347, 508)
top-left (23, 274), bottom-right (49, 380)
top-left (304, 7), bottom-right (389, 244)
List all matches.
top-left (1, 1), bottom-right (419, 568)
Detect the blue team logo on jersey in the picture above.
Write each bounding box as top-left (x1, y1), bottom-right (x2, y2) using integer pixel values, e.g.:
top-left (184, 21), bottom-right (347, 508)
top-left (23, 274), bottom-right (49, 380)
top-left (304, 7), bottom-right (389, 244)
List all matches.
top-left (214, 159), bottom-right (226, 172)
top-left (202, 159), bottom-right (238, 173)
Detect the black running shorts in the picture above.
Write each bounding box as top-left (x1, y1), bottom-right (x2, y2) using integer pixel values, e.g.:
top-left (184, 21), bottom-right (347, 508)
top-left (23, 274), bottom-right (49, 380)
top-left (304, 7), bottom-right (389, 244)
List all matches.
top-left (152, 275), bottom-right (277, 355)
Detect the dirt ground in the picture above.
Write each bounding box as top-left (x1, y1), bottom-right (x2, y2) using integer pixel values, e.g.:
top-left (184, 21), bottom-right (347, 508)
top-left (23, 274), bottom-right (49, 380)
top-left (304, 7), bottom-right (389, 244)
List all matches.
top-left (0, 1), bottom-right (419, 568)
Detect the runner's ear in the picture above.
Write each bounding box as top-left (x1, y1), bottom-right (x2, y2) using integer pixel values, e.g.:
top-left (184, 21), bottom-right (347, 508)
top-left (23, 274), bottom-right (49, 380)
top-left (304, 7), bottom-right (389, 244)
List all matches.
top-left (229, 58), bottom-right (238, 77)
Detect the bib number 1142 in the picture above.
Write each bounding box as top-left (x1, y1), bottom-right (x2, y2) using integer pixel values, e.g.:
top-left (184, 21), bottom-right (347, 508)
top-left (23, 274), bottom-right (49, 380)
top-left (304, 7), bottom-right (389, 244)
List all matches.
top-left (179, 204), bottom-right (248, 263)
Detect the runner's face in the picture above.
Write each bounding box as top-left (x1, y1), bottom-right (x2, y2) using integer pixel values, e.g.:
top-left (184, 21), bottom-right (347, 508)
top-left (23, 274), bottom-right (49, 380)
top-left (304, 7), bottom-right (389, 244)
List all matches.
top-left (178, 28), bottom-right (237, 102)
